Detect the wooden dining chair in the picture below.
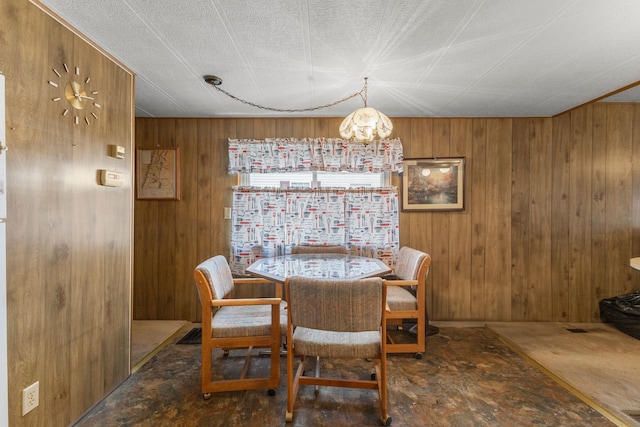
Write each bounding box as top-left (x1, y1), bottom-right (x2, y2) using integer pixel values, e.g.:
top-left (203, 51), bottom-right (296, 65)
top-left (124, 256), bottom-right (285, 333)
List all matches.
top-left (290, 243), bottom-right (347, 392)
top-left (385, 246), bottom-right (431, 358)
top-left (285, 276), bottom-right (391, 426)
top-left (193, 255), bottom-right (287, 399)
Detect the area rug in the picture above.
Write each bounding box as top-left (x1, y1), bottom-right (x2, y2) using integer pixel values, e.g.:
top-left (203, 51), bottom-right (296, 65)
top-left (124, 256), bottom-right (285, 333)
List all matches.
top-left (75, 327), bottom-right (612, 427)
top-left (176, 327), bottom-right (201, 345)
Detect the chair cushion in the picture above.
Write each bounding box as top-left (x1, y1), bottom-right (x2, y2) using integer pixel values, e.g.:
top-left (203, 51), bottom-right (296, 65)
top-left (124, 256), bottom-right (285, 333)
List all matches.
top-left (196, 255), bottom-right (235, 300)
top-left (211, 301), bottom-right (288, 338)
top-left (293, 327), bottom-right (381, 359)
top-left (395, 247), bottom-right (427, 280)
top-left (386, 286), bottom-right (417, 311)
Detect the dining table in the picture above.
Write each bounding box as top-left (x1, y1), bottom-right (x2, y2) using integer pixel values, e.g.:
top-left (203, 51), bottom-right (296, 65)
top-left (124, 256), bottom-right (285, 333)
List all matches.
top-left (245, 253), bottom-right (392, 283)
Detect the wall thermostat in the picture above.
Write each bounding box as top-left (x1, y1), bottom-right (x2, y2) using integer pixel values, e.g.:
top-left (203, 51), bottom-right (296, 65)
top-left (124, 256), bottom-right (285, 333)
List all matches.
top-left (99, 169), bottom-right (123, 187)
top-left (109, 145), bottom-right (126, 159)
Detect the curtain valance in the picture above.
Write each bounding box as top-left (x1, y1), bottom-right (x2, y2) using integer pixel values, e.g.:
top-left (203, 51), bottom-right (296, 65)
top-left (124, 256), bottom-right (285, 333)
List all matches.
top-left (228, 137), bottom-right (404, 174)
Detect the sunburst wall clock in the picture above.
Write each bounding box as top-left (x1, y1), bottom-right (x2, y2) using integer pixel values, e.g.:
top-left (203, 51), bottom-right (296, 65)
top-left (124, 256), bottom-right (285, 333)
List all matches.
top-left (48, 63), bottom-right (101, 125)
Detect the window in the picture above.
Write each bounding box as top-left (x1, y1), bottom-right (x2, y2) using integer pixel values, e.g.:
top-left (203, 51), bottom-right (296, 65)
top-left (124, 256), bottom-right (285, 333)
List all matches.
top-left (243, 171), bottom-right (389, 189)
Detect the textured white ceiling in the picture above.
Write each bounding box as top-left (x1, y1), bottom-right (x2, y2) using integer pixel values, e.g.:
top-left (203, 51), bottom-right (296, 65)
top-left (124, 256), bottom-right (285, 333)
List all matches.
top-left (38, 0), bottom-right (640, 118)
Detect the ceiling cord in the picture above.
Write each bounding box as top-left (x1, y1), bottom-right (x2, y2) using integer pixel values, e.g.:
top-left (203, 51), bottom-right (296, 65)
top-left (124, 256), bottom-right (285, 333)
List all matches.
top-left (204, 75), bottom-right (366, 113)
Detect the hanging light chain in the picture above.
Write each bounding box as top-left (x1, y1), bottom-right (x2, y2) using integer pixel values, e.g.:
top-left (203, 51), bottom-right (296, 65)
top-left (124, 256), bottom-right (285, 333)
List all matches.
top-left (206, 76), bottom-right (367, 113)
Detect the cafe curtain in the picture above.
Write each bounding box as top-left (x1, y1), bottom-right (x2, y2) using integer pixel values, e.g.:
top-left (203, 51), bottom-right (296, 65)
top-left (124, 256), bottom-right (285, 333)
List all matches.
top-left (229, 187), bottom-right (399, 275)
top-left (228, 137), bottom-right (404, 174)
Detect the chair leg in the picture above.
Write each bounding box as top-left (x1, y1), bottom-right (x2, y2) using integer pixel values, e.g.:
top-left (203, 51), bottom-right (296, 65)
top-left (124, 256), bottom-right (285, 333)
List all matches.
top-left (377, 358), bottom-right (391, 426)
top-left (286, 353), bottom-right (305, 422)
top-left (201, 345), bottom-right (212, 399)
top-left (314, 356), bottom-right (321, 396)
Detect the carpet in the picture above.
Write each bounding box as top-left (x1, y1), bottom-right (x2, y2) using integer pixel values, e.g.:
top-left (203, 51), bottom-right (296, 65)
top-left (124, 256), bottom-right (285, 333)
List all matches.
top-left (176, 327), bottom-right (201, 344)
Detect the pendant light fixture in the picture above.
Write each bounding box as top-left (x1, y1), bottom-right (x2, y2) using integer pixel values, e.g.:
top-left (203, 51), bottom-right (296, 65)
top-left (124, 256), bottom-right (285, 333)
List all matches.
top-left (339, 77), bottom-right (393, 144)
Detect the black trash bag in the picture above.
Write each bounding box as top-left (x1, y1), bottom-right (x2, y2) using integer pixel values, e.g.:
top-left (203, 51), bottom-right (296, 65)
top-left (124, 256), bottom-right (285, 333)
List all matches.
top-left (599, 289), bottom-right (640, 340)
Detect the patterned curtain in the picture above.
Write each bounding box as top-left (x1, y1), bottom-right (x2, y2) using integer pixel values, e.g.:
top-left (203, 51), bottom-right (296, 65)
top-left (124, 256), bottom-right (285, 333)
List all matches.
top-left (228, 137), bottom-right (404, 174)
top-left (230, 187), bottom-right (399, 275)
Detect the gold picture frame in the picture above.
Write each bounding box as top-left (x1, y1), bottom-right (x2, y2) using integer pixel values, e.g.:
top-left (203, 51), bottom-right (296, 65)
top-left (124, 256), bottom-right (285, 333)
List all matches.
top-left (401, 158), bottom-right (465, 211)
top-left (136, 147), bottom-right (181, 200)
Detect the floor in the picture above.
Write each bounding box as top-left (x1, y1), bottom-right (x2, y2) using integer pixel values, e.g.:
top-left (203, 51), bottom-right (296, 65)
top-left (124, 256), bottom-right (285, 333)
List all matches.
top-left (72, 321), bottom-right (640, 426)
top-left (131, 320), bottom-right (191, 371)
top-left (486, 322), bottom-right (640, 426)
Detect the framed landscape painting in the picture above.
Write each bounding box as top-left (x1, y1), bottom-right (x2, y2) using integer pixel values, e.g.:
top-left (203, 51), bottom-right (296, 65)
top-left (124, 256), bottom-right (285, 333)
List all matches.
top-left (401, 158), bottom-right (465, 211)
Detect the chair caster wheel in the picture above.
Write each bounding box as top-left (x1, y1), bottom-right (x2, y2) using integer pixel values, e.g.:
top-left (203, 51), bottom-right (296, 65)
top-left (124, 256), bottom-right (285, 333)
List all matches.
top-left (285, 411), bottom-right (293, 422)
top-left (203, 393), bottom-right (212, 400)
top-left (371, 373), bottom-right (376, 380)
top-left (314, 388), bottom-right (319, 397)
top-left (382, 416), bottom-right (392, 426)
top-left (267, 389), bottom-right (276, 396)
top-left (223, 350), bottom-right (229, 357)
top-left (415, 352), bottom-right (423, 360)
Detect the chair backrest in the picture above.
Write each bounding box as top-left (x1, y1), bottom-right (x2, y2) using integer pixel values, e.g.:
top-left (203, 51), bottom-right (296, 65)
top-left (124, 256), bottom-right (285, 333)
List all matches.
top-left (194, 255), bottom-right (236, 302)
top-left (287, 277), bottom-right (383, 332)
top-left (394, 246), bottom-right (431, 281)
top-left (291, 244), bottom-right (347, 254)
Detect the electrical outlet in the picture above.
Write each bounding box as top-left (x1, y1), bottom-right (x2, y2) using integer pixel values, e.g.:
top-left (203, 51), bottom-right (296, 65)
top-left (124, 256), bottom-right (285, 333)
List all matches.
top-left (22, 381), bottom-right (39, 415)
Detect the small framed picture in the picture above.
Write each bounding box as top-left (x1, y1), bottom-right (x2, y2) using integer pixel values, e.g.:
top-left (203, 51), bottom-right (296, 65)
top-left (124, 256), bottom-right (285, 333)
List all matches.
top-left (136, 147), bottom-right (181, 200)
top-left (401, 158), bottom-right (465, 211)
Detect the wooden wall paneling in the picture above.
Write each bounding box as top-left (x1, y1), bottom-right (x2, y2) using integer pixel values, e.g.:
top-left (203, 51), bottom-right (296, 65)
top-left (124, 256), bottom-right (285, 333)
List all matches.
top-left (98, 41), bottom-right (133, 392)
top-left (406, 119), bottom-right (434, 316)
top-left (235, 118), bottom-right (255, 139)
top-left (156, 120), bottom-right (177, 319)
top-left (275, 118), bottom-right (294, 137)
top-left (430, 119), bottom-right (451, 319)
top-left (70, 121), bottom-right (105, 416)
top-left (550, 113), bottom-right (571, 321)
top-left (7, 128), bottom-right (51, 425)
top-left (311, 117), bottom-right (330, 137)
top-left (70, 36), bottom-right (132, 416)
top-left (134, 119), bottom-right (160, 319)
top-left (71, 42), bottom-right (104, 416)
top-left (590, 105), bottom-right (609, 318)
top-left (604, 105), bottom-right (634, 306)
top-left (292, 118), bottom-right (315, 138)
top-left (253, 118), bottom-right (276, 138)
top-left (470, 119), bottom-right (488, 320)
top-left (569, 107), bottom-right (594, 322)
top-left (528, 118), bottom-right (553, 320)
top-left (632, 105), bottom-right (640, 287)
top-left (38, 17), bottom-right (74, 426)
top-left (510, 118), bottom-right (532, 321)
top-left (591, 104), bottom-right (614, 318)
top-left (448, 118), bottom-right (472, 319)
top-left (196, 119), bottom-right (213, 267)
top-left (396, 118), bottom-right (422, 248)
top-left (133, 110), bottom-right (640, 324)
top-left (4, 1), bottom-right (134, 424)
top-left (313, 117), bottom-right (341, 138)
top-left (484, 119), bottom-right (512, 320)
top-left (175, 119), bottom-right (199, 320)
top-left (213, 119), bottom-right (236, 259)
